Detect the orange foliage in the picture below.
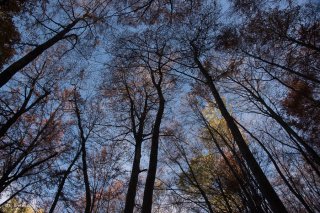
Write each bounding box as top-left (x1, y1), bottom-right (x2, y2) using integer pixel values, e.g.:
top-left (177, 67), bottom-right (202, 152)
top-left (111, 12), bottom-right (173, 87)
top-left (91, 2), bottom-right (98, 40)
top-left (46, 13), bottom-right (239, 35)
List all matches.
top-left (282, 78), bottom-right (320, 146)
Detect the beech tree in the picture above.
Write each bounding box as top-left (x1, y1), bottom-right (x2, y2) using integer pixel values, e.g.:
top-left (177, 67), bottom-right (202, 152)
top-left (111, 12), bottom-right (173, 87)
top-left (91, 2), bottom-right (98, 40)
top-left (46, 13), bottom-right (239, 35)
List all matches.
top-left (169, 4), bottom-right (288, 212)
top-left (103, 26), bottom-right (177, 212)
top-left (102, 61), bottom-right (156, 213)
top-left (1, 0), bottom-right (319, 212)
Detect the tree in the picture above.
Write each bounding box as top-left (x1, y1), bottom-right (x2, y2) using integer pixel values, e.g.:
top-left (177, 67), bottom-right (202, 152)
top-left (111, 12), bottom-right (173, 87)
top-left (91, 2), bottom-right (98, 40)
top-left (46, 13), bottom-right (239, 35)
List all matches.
top-left (1, 0), bottom-right (319, 212)
top-left (0, 197), bottom-right (43, 213)
top-left (178, 153), bottom-right (243, 213)
top-left (172, 4), bottom-right (288, 212)
top-left (104, 26), bottom-right (177, 212)
top-left (102, 64), bottom-right (154, 213)
top-left (217, 0), bottom-right (320, 165)
top-left (0, 0), bottom-right (136, 88)
top-left (0, 52), bottom-right (76, 203)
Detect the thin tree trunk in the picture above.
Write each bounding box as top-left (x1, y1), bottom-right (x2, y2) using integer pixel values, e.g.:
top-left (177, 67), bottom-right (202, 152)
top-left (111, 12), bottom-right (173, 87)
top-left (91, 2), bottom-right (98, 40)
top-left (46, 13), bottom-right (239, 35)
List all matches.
top-left (74, 97), bottom-right (91, 213)
top-left (235, 78), bottom-right (320, 174)
top-left (141, 76), bottom-right (165, 213)
top-left (182, 149), bottom-right (215, 213)
top-left (198, 111), bottom-right (264, 212)
top-left (0, 89), bottom-right (48, 139)
top-left (0, 19), bottom-right (80, 88)
top-left (49, 149), bottom-right (81, 213)
top-left (124, 83), bottom-right (149, 213)
top-left (216, 178), bottom-right (233, 213)
top-left (237, 121), bottom-right (314, 213)
top-left (124, 141), bottom-right (142, 213)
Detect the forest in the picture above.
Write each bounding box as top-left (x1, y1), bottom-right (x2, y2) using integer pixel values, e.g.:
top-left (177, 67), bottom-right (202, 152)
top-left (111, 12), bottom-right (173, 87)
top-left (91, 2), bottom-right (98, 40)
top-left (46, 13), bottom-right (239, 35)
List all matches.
top-left (0, 0), bottom-right (319, 212)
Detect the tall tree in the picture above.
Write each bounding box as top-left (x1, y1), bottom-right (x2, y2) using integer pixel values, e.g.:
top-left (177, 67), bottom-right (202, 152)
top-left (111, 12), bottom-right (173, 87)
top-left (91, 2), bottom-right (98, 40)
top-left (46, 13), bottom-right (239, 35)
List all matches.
top-left (102, 63), bottom-right (154, 213)
top-left (172, 4), bottom-right (288, 212)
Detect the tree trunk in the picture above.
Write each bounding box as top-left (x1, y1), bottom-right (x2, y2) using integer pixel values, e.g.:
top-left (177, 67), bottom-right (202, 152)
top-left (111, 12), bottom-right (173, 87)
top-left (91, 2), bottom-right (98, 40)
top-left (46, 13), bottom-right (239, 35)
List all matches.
top-left (237, 121), bottom-right (314, 213)
top-left (124, 141), bottom-right (142, 213)
top-left (0, 89), bottom-right (48, 139)
top-left (49, 149), bottom-right (81, 213)
top-left (192, 50), bottom-right (288, 213)
top-left (141, 87), bottom-right (165, 213)
top-left (74, 97), bottom-right (91, 213)
top-left (0, 19), bottom-right (80, 88)
top-left (124, 83), bottom-right (149, 213)
top-left (235, 79), bottom-right (320, 174)
top-left (199, 112), bottom-right (264, 212)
